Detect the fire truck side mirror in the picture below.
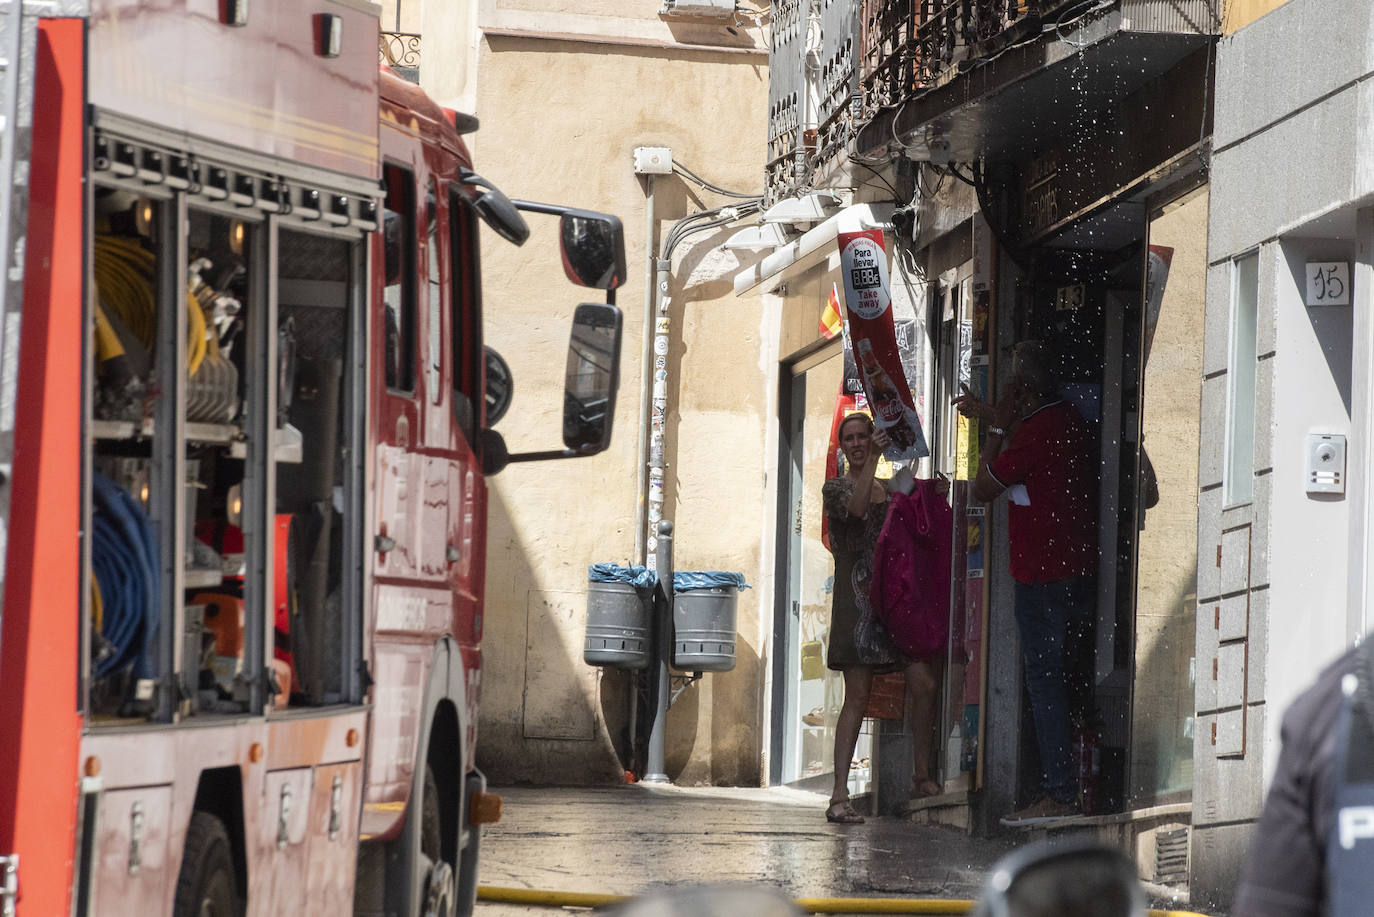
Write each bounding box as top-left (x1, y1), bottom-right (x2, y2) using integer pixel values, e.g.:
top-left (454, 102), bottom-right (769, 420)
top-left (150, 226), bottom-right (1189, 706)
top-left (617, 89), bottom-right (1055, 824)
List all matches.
top-left (491, 303), bottom-right (622, 472)
top-left (558, 211), bottom-right (626, 291)
top-left (562, 304), bottom-right (622, 453)
top-left (459, 169), bottom-right (530, 246)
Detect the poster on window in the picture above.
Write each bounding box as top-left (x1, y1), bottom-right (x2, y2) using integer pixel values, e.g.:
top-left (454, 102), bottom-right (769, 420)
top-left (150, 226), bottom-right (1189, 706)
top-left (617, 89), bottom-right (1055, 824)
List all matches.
top-left (836, 227), bottom-right (929, 462)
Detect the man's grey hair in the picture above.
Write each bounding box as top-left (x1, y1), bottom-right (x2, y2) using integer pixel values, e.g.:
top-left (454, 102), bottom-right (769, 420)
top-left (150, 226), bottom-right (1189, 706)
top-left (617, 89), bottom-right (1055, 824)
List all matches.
top-left (1013, 340), bottom-right (1058, 398)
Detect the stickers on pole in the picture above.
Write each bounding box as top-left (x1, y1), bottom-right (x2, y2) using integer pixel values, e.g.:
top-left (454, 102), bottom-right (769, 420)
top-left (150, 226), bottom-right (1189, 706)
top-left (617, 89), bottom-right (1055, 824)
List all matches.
top-left (837, 228), bottom-right (928, 461)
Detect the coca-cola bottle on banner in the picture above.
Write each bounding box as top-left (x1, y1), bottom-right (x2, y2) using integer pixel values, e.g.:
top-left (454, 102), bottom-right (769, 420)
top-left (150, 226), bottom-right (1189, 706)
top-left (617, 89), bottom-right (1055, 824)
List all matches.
top-left (856, 339), bottom-right (915, 451)
top-left (836, 225), bottom-right (928, 461)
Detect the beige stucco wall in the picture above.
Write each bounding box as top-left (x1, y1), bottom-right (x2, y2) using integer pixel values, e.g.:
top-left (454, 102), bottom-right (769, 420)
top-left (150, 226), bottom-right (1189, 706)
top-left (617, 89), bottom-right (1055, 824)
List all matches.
top-left (437, 9), bottom-right (771, 785)
top-left (1129, 190), bottom-right (1208, 801)
top-left (419, 1), bottom-right (480, 114)
top-left (1223, 0), bottom-right (1291, 32)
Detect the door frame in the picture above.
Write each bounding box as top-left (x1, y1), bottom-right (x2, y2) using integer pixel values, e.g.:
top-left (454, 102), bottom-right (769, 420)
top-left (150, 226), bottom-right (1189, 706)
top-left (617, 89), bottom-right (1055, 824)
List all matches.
top-left (769, 337), bottom-right (843, 786)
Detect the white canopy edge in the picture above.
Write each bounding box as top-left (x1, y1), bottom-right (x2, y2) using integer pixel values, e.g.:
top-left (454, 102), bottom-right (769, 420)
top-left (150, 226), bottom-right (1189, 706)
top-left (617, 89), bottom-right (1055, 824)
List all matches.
top-left (732, 202), bottom-right (895, 297)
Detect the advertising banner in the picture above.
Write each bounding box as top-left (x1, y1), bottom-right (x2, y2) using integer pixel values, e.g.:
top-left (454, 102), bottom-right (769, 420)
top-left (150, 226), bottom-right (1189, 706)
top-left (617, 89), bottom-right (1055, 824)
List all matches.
top-left (836, 228), bottom-right (929, 462)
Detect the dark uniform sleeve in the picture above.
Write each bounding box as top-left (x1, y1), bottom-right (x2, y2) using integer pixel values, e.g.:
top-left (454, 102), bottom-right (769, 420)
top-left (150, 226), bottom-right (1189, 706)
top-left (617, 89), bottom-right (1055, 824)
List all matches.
top-left (1232, 651), bottom-right (1354, 916)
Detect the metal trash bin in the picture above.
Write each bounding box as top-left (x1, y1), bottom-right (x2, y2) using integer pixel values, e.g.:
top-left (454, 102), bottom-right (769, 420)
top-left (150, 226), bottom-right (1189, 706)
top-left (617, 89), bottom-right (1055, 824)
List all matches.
top-left (672, 585), bottom-right (737, 672)
top-left (584, 580), bottom-right (651, 669)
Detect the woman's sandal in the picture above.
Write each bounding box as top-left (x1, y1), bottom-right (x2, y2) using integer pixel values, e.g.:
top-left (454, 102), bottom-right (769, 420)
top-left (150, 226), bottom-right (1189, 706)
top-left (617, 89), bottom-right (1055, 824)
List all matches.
top-left (912, 777), bottom-right (942, 800)
top-left (825, 799), bottom-right (865, 824)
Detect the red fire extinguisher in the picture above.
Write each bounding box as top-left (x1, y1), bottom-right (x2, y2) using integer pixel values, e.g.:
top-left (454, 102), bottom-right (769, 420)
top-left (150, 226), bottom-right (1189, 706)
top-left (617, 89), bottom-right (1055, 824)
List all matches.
top-left (1074, 721), bottom-right (1101, 815)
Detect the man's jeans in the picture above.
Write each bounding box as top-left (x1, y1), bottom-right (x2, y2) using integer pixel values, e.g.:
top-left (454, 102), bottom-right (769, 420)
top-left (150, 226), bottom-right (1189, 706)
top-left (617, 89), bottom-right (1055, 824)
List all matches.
top-left (1013, 576), bottom-right (1094, 805)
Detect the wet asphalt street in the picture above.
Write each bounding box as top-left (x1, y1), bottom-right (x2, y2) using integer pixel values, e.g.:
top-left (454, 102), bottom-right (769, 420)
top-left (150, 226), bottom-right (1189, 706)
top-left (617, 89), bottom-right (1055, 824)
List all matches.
top-left (476, 784), bottom-right (1021, 913)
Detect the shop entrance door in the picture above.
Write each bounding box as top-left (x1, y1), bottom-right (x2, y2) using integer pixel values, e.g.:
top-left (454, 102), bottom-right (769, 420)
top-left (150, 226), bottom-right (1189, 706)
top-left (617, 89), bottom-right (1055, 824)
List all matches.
top-left (772, 340), bottom-right (872, 791)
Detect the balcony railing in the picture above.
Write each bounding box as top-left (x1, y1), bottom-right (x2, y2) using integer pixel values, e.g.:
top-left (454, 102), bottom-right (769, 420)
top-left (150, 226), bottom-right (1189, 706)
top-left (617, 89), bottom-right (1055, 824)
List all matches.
top-left (861, 0), bottom-right (1080, 118)
top-left (764, 0), bottom-right (860, 203)
top-left (380, 31), bottom-right (421, 82)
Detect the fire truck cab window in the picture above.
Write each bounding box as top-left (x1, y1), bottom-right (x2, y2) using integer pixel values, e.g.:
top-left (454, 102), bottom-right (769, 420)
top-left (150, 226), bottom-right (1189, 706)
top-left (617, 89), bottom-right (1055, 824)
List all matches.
top-left (383, 164), bottom-right (416, 393)
top-left (450, 188), bottom-right (477, 443)
top-left (427, 179), bottom-right (443, 401)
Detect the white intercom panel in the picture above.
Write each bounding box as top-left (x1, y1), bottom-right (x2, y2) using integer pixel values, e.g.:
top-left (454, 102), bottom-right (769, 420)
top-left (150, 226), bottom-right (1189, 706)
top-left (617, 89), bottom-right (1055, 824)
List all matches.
top-left (1306, 433), bottom-right (1347, 494)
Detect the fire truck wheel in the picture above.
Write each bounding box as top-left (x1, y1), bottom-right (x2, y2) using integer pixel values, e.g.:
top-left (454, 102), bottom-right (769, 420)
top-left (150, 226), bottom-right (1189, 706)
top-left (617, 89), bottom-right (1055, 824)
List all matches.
top-left (173, 811), bottom-right (239, 917)
top-left (421, 765), bottom-right (455, 917)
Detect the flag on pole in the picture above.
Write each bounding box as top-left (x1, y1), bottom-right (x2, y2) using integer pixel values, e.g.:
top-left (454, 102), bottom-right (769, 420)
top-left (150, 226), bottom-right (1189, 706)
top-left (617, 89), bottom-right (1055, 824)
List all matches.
top-left (818, 282), bottom-right (843, 340)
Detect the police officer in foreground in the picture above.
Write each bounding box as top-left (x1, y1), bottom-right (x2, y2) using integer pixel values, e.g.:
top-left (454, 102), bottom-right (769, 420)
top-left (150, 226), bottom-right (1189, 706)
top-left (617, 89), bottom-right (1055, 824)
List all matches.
top-left (1234, 638), bottom-right (1374, 915)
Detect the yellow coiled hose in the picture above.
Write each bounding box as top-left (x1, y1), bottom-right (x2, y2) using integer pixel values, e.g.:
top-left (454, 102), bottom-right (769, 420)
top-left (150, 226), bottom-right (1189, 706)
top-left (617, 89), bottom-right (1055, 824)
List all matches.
top-left (93, 234), bottom-right (208, 378)
top-left (185, 286), bottom-right (206, 377)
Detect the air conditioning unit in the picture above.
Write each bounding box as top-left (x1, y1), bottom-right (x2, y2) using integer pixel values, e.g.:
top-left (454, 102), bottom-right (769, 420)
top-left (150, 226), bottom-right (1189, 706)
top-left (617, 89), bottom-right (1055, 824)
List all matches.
top-left (660, 0), bottom-right (736, 18)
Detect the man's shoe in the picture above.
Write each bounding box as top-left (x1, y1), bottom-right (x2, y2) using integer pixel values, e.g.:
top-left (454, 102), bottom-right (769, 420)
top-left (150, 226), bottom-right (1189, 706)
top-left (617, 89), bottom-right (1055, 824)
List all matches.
top-left (999, 796), bottom-right (1081, 826)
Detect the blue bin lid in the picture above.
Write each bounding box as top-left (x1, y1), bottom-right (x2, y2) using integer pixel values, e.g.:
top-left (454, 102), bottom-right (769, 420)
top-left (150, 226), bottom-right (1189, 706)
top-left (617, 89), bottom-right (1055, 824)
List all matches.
top-left (588, 563), bottom-right (659, 589)
top-left (673, 571), bottom-right (750, 593)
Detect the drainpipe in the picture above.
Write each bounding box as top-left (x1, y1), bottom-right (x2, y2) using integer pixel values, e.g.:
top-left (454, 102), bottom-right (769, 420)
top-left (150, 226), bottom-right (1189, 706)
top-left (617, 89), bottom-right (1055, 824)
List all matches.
top-left (635, 176), bottom-right (656, 564)
top-left (646, 257), bottom-right (671, 570)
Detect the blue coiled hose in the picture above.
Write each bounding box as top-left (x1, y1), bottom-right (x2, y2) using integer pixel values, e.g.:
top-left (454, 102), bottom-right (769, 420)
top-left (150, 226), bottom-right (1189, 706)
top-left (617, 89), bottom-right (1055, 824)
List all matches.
top-left (91, 473), bottom-right (160, 679)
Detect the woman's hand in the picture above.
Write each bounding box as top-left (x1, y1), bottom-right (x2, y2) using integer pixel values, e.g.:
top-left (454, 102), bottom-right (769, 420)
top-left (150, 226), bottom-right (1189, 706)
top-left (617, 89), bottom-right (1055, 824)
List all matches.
top-left (869, 428), bottom-right (890, 463)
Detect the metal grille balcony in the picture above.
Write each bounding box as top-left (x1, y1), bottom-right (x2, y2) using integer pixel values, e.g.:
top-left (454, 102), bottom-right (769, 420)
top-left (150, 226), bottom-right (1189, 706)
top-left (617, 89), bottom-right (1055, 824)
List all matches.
top-left (860, 0), bottom-right (1067, 112)
top-left (859, 0), bottom-right (915, 119)
top-left (765, 0), bottom-right (860, 203)
top-left (766, 0), bottom-right (804, 202)
top-left (380, 31), bottom-right (421, 83)
top-left (854, 0), bottom-right (1218, 161)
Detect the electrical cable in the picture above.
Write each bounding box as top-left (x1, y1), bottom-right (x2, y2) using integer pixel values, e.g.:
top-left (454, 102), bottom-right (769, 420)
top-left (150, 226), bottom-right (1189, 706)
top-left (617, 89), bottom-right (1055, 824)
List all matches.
top-left (663, 200), bottom-right (762, 260)
top-left (853, 158), bottom-right (900, 199)
top-left (663, 208), bottom-right (729, 256)
top-left (666, 211), bottom-right (759, 260)
top-left (1196, 0), bottom-right (1221, 174)
top-left (943, 164), bottom-right (977, 188)
top-left (919, 163), bottom-right (946, 200)
top-left (1049, 0), bottom-right (1114, 47)
top-left (671, 162), bottom-right (762, 200)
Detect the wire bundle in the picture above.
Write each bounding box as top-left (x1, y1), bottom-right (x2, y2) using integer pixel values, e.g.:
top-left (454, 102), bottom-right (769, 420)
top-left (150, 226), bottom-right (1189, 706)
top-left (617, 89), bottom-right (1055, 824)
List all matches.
top-left (90, 473), bottom-right (160, 680)
top-left (663, 161), bottom-right (764, 260)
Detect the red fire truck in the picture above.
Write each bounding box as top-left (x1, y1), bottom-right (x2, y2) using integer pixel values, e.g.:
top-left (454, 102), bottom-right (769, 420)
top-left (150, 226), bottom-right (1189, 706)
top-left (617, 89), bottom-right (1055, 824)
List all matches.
top-left (0, 3), bottom-right (624, 915)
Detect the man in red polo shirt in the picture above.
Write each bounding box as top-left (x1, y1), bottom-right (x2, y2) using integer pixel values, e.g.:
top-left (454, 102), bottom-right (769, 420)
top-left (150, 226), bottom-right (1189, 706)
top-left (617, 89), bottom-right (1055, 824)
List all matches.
top-left (956, 340), bottom-right (1097, 824)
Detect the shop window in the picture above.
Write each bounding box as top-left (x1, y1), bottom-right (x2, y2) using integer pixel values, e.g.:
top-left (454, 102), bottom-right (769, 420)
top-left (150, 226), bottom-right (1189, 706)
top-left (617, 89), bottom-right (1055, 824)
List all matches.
top-left (1224, 251), bottom-right (1259, 507)
top-left (383, 163), bottom-right (416, 392)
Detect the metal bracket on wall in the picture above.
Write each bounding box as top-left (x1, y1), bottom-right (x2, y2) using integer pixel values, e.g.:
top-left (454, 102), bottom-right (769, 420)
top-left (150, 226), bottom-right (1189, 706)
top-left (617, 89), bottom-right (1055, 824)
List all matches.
top-left (669, 672), bottom-right (702, 707)
top-left (0, 855), bottom-right (16, 917)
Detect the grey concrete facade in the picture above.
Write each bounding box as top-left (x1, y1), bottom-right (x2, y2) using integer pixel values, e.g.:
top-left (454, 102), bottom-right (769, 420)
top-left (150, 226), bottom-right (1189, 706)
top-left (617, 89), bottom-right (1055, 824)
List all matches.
top-left (1194, 0), bottom-right (1374, 905)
